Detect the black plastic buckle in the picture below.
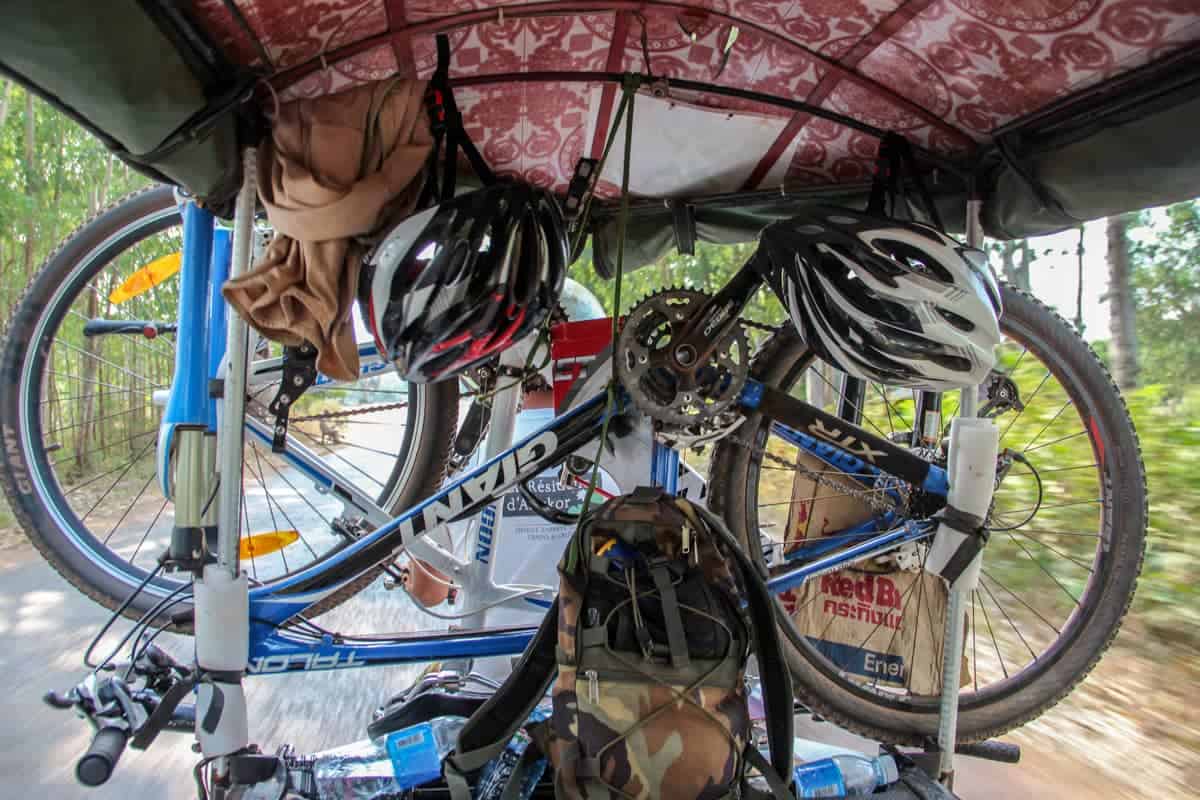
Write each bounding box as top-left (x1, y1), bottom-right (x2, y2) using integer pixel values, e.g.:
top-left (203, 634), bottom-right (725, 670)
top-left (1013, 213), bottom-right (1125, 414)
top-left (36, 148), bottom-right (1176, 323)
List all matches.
top-left (424, 84), bottom-right (448, 135)
top-left (564, 157), bottom-right (599, 220)
top-left (268, 343), bottom-right (318, 453)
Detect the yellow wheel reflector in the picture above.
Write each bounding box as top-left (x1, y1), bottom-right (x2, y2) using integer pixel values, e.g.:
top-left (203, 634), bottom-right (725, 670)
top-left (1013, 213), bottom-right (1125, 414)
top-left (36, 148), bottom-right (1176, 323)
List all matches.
top-left (108, 252), bottom-right (181, 304)
top-left (239, 530), bottom-right (300, 559)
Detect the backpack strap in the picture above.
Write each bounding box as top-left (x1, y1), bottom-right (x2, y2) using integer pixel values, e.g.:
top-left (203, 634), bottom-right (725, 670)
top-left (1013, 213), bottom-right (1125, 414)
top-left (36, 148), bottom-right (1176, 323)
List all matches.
top-left (682, 501), bottom-right (795, 796)
top-left (444, 598), bottom-right (559, 800)
top-left (419, 33), bottom-right (495, 209)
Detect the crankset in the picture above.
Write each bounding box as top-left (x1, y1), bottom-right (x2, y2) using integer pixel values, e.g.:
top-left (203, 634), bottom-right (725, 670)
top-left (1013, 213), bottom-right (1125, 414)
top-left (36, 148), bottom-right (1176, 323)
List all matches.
top-left (615, 288), bottom-right (751, 445)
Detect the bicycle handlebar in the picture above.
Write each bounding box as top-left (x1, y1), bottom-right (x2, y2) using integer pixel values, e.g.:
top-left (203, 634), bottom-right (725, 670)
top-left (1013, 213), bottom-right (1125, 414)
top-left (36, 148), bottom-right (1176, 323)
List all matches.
top-left (81, 320), bottom-right (178, 338)
top-left (76, 726), bottom-right (128, 787)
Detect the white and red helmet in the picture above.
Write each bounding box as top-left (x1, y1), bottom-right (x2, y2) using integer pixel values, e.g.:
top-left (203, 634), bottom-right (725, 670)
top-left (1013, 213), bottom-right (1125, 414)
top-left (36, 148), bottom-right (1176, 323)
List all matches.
top-left (363, 183), bottom-right (567, 382)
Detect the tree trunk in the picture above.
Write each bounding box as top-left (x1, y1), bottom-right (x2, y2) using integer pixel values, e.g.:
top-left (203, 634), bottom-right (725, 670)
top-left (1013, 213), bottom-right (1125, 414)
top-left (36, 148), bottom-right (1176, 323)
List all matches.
top-left (0, 80), bottom-right (12, 128)
top-left (998, 240), bottom-right (1032, 292)
top-left (22, 91), bottom-right (37, 278)
top-left (1074, 225), bottom-right (1086, 334)
top-left (1106, 214), bottom-right (1139, 389)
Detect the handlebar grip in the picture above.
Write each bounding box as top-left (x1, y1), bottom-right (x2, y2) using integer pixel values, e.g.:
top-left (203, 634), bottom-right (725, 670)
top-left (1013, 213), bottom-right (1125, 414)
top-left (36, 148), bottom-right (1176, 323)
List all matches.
top-left (76, 726), bottom-right (128, 787)
top-left (955, 740), bottom-right (1021, 764)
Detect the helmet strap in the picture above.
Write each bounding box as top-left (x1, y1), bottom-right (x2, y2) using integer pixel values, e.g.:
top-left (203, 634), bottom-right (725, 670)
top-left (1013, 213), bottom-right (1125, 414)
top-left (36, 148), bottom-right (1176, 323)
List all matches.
top-left (419, 33), bottom-right (495, 208)
top-left (868, 132), bottom-right (945, 233)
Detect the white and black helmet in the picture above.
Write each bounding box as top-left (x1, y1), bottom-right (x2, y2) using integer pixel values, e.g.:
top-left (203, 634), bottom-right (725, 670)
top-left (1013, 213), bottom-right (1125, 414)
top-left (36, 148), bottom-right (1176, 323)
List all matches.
top-left (759, 205), bottom-right (1002, 389)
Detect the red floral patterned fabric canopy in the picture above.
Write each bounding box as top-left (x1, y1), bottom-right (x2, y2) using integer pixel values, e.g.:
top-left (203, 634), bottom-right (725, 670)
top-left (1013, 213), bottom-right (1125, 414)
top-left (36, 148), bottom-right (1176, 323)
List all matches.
top-left (189, 1), bottom-right (1200, 198)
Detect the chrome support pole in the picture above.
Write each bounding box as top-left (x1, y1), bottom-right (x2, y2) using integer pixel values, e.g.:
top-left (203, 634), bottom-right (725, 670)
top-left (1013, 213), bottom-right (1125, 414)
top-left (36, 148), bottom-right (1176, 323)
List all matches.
top-left (936, 194), bottom-right (985, 785)
top-left (194, 149), bottom-right (256, 760)
top-left (216, 149), bottom-right (257, 575)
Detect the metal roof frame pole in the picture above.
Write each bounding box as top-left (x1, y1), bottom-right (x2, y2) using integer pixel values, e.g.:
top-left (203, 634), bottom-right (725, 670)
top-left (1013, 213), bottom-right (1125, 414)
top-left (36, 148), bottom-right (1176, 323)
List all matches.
top-left (935, 193), bottom-right (985, 787)
top-left (193, 148), bottom-right (257, 761)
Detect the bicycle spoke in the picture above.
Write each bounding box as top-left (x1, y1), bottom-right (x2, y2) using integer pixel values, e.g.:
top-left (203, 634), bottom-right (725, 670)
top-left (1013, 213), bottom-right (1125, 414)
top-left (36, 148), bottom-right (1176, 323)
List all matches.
top-left (1003, 346), bottom-right (1029, 378)
top-left (977, 585), bottom-right (1008, 679)
top-left (80, 438), bottom-right (158, 523)
top-left (979, 577), bottom-right (1039, 662)
top-left (46, 369), bottom-right (163, 393)
top-left (987, 526), bottom-right (1098, 539)
top-left (51, 428), bottom-right (157, 469)
top-left (1031, 463), bottom-right (1099, 476)
top-left (873, 382), bottom-right (911, 433)
top-left (971, 591), bottom-right (979, 692)
top-left (998, 498), bottom-right (1101, 517)
top-left (246, 443), bottom-right (320, 561)
top-left (289, 425), bottom-right (392, 490)
top-left (1023, 429), bottom-right (1088, 453)
top-left (981, 569), bottom-right (1061, 636)
top-left (1020, 398), bottom-right (1074, 451)
top-left (128, 498), bottom-right (170, 564)
top-left (101, 469), bottom-right (159, 546)
top-left (253, 448), bottom-right (334, 528)
top-left (54, 338), bottom-right (162, 387)
top-left (46, 404), bottom-right (143, 437)
top-left (1004, 530), bottom-right (1081, 606)
top-left (812, 367), bottom-right (890, 440)
top-left (1006, 529), bottom-right (1095, 573)
top-left (241, 486), bottom-right (258, 583)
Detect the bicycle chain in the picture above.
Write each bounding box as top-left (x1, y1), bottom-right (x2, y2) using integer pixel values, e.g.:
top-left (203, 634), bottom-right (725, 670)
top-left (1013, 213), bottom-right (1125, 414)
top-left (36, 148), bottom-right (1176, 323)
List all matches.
top-left (290, 400), bottom-right (410, 423)
top-left (725, 433), bottom-right (901, 516)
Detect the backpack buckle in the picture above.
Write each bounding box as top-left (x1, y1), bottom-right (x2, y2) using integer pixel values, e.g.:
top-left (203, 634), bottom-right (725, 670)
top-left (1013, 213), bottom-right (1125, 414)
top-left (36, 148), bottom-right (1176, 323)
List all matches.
top-left (424, 85), bottom-right (448, 136)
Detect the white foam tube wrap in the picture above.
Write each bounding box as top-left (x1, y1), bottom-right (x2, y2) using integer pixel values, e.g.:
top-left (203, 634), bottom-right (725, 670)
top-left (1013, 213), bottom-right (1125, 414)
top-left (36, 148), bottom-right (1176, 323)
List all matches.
top-left (925, 417), bottom-right (999, 592)
top-left (196, 682), bottom-right (249, 757)
top-left (194, 564), bottom-right (249, 754)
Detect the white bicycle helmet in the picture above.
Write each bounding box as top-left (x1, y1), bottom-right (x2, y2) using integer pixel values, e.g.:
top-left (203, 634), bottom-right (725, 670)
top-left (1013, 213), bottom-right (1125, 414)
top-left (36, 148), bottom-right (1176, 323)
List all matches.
top-left (758, 205), bottom-right (1002, 389)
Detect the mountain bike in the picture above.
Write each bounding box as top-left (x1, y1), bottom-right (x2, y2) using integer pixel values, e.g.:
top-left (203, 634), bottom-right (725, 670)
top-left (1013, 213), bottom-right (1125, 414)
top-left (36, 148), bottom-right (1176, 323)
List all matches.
top-left (8, 183), bottom-right (1145, 786)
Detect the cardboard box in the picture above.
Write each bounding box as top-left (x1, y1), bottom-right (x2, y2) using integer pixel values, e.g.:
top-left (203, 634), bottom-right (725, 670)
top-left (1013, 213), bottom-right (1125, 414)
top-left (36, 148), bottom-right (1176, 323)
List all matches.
top-left (778, 452), bottom-right (966, 694)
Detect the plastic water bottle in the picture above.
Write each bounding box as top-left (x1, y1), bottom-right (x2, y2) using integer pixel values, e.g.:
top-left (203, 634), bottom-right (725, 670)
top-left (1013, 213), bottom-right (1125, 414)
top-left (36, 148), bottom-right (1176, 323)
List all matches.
top-left (750, 738), bottom-right (899, 798)
top-left (473, 723), bottom-right (547, 800)
top-left (311, 716), bottom-right (466, 799)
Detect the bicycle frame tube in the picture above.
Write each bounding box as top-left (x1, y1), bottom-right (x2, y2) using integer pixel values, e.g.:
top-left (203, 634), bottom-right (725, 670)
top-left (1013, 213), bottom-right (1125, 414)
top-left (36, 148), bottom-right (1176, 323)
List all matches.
top-left (239, 379), bottom-right (949, 671)
top-left (156, 203), bottom-right (215, 498)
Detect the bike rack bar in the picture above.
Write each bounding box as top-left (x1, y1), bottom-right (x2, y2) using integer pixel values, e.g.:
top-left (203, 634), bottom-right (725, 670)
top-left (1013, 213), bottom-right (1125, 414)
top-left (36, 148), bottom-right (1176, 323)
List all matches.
top-left (216, 149), bottom-right (257, 575)
top-left (935, 193), bottom-right (985, 786)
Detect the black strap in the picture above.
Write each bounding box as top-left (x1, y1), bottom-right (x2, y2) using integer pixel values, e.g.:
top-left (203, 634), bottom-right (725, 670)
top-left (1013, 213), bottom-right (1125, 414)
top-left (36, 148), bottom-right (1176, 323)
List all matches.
top-left (649, 561), bottom-right (690, 669)
top-left (934, 505), bottom-right (989, 585)
top-left (420, 33), bottom-right (494, 210)
top-left (867, 132), bottom-right (945, 233)
top-left (669, 200), bottom-right (696, 255)
top-left (687, 503), bottom-right (794, 792)
top-left (742, 743), bottom-right (795, 799)
top-left (130, 672), bottom-right (197, 750)
top-left (446, 597), bottom-right (559, 794)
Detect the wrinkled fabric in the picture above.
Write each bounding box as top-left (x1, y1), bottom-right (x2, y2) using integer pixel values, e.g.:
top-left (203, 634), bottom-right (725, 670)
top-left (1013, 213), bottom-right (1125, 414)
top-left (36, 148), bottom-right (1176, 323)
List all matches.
top-left (223, 77), bottom-right (431, 381)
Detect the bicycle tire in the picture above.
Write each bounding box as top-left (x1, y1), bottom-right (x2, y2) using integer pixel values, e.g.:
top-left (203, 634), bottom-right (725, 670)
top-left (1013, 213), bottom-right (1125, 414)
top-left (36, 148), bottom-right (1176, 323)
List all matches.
top-left (0, 185), bottom-right (459, 628)
top-left (710, 282), bottom-right (1147, 744)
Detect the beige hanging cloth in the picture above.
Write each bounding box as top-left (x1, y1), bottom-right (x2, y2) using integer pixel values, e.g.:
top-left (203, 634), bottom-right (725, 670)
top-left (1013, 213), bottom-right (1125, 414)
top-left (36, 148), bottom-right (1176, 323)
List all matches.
top-left (223, 78), bottom-right (432, 381)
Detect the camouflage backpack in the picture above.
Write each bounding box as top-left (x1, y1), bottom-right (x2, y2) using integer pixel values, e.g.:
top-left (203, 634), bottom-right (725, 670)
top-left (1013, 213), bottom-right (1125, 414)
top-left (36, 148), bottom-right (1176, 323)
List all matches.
top-left (446, 487), bottom-right (796, 800)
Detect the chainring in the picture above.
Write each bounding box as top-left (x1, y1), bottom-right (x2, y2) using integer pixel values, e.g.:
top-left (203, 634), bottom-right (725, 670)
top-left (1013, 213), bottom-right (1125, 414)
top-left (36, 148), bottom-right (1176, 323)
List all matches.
top-left (616, 288), bottom-right (751, 432)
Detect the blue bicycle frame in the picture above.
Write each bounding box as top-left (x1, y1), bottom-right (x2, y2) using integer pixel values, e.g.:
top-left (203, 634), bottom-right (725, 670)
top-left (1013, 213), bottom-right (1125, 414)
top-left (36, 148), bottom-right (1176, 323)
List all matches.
top-left (164, 201), bottom-right (949, 677)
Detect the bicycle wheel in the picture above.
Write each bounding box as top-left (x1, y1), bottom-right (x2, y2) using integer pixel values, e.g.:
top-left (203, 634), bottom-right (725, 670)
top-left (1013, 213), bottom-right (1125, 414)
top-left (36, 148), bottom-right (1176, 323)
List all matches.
top-left (0, 185), bottom-right (458, 625)
top-left (710, 282), bottom-right (1146, 744)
